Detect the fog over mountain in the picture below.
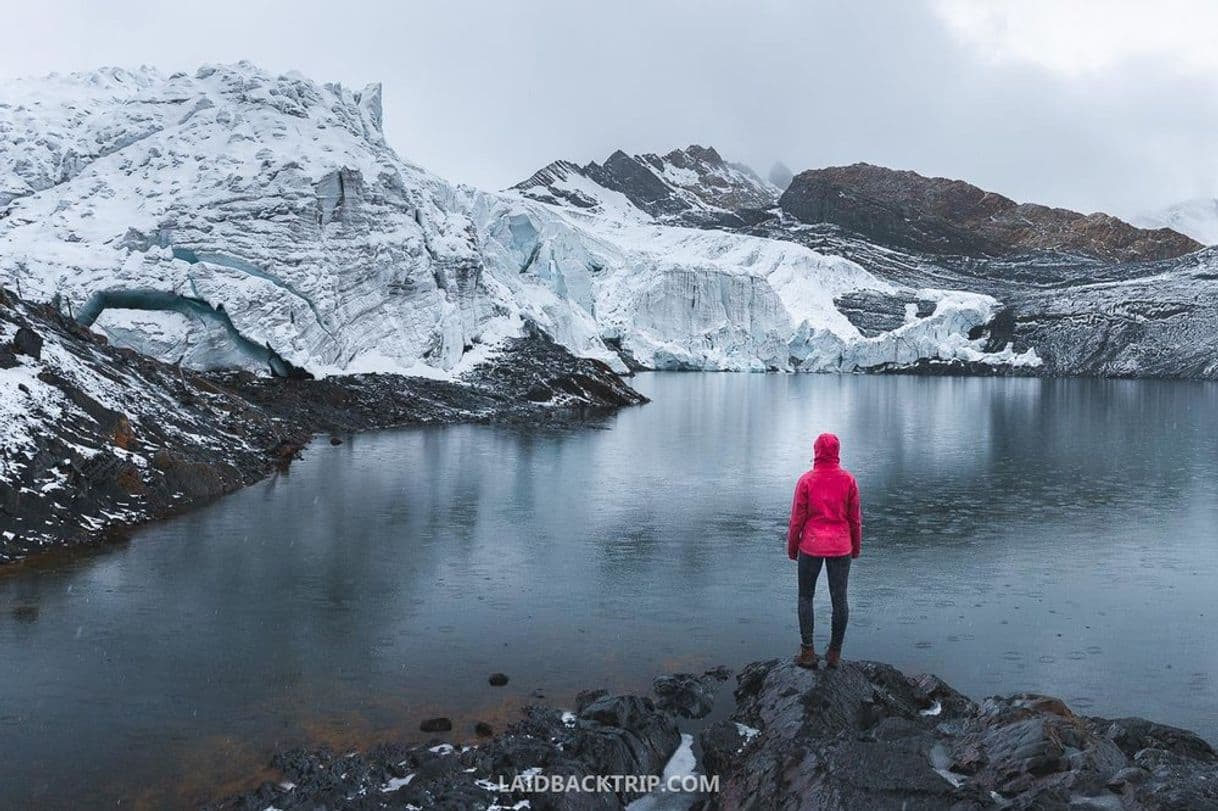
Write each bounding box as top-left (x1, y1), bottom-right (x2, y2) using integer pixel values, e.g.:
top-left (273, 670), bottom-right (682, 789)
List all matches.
top-left (2, 0), bottom-right (1216, 217)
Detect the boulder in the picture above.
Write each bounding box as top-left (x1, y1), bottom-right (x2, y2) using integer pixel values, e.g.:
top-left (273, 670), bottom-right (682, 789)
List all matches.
top-left (12, 326), bottom-right (43, 359)
top-left (653, 672), bottom-right (717, 719)
top-left (703, 658), bottom-right (1218, 810)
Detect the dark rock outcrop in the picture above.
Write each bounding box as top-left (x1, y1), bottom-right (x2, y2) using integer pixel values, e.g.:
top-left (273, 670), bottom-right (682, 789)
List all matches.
top-left (12, 325), bottom-right (43, 359)
top-left (652, 672), bottom-right (717, 720)
top-left (207, 658), bottom-right (1216, 809)
top-left (780, 163), bottom-right (1202, 262)
top-left (210, 694), bottom-right (680, 811)
top-left (0, 293), bottom-right (646, 564)
top-left (833, 290), bottom-right (937, 337)
top-left (702, 658), bottom-right (1218, 810)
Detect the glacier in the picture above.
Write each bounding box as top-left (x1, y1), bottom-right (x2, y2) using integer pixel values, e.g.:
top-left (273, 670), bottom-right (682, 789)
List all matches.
top-left (0, 63), bottom-right (1037, 378)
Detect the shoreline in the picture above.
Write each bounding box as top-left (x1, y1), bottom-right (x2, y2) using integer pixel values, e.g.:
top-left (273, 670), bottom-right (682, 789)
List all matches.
top-left (0, 291), bottom-right (647, 565)
top-left (209, 656), bottom-right (1218, 810)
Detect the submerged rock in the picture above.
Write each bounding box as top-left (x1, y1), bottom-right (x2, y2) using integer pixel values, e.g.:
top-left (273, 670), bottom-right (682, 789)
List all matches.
top-left (418, 717), bottom-right (452, 733)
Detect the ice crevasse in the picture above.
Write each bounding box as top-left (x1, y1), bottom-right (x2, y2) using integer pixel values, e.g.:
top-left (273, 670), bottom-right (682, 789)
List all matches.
top-left (0, 63), bottom-right (1035, 377)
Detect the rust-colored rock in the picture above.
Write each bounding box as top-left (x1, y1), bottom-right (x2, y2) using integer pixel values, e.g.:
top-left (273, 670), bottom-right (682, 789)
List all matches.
top-left (111, 415), bottom-right (134, 449)
top-left (780, 163), bottom-right (1203, 261)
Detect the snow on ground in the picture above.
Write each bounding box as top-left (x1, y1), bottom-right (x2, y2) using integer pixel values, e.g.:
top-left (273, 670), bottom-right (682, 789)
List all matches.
top-left (2, 63), bottom-right (1028, 378)
top-left (626, 734), bottom-right (703, 811)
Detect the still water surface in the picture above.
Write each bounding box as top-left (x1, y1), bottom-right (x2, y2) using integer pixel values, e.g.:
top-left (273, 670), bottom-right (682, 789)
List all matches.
top-left (2, 374), bottom-right (1216, 807)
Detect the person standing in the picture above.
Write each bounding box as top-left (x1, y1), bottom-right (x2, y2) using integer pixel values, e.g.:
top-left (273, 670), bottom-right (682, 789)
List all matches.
top-left (787, 433), bottom-right (862, 669)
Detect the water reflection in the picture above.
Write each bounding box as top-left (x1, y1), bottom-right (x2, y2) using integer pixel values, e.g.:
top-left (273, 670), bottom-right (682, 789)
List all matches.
top-left (1, 374), bottom-right (1215, 807)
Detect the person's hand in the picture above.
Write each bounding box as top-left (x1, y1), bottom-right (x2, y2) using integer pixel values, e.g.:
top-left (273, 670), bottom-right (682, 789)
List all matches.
top-left (851, 552), bottom-right (859, 560)
top-left (788, 550), bottom-right (798, 562)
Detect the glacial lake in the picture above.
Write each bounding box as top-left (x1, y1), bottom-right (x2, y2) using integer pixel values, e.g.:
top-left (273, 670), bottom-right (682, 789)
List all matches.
top-left (2, 373), bottom-right (1217, 808)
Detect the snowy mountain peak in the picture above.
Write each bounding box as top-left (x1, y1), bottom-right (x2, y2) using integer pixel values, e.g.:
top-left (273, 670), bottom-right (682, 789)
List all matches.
top-left (509, 144), bottom-right (778, 227)
top-left (6, 62), bottom-right (1211, 385)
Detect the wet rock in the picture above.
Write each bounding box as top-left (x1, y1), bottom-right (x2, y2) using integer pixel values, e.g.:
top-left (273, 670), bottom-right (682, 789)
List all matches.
top-left (214, 690), bottom-right (679, 810)
top-left (698, 720), bottom-right (751, 777)
top-left (575, 688), bottom-right (609, 713)
top-left (1132, 755), bottom-right (1218, 808)
top-left (1089, 715), bottom-right (1217, 763)
top-left (488, 672), bottom-right (509, 686)
top-left (419, 717), bottom-right (452, 733)
top-left (328, 436), bottom-right (342, 445)
top-left (571, 695), bottom-right (681, 800)
top-left (12, 325), bottom-right (43, 359)
top-left (653, 672), bottom-right (717, 719)
top-left (473, 721), bottom-right (493, 737)
top-left (704, 658), bottom-right (1218, 811)
top-left (210, 658), bottom-right (1218, 810)
top-left (704, 665), bottom-right (734, 681)
top-left (1107, 765), bottom-right (1150, 788)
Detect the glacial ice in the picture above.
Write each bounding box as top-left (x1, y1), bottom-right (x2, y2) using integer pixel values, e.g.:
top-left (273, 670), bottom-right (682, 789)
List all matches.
top-left (76, 288), bottom-right (307, 376)
top-left (0, 63), bottom-right (1037, 378)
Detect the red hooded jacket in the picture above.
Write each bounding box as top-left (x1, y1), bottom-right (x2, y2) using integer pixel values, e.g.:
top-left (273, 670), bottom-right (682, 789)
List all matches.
top-left (787, 433), bottom-right (862, 560)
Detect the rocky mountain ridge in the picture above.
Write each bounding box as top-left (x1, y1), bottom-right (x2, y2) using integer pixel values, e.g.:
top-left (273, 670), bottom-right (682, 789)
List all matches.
top-left (1, 61), bottom-right (1214, 392)
top-left (511, 144), bottom-right (779, 227)
top-left (0, 64), bottom-right (1035, 380)
top-left (515, 146), bottom-right (1217, 378)
top-left (779, 163), bottom-right (1201, 262)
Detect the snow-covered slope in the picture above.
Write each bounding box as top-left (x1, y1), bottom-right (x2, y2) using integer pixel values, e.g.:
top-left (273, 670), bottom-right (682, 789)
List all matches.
top-left (472, 196), bottom-right (1030, 371)
top-left (0, 63), bottom-right (498, 376)
top-left (1, 64), bottom-right (1017, 378)
top-left (1134, 198), bottom-right (1218, 245)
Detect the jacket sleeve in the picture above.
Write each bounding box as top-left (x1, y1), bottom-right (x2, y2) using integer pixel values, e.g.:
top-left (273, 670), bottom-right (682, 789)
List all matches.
top-left (787, 476), bottom-right (807, 560)
top-left (848, 477), bottom-right (862, 558)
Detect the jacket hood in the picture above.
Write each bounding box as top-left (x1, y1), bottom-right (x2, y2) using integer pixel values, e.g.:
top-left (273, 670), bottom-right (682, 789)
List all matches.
top-left (813, 433), bottom-right (841, 466)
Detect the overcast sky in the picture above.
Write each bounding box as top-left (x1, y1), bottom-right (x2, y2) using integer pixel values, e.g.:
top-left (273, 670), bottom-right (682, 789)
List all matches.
top-left (3, 0), bottom-right (1216, 217)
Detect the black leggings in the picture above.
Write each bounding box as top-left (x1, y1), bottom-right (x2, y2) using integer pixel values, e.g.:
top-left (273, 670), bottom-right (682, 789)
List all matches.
top-left (797, 552), bottom-right (851, 651)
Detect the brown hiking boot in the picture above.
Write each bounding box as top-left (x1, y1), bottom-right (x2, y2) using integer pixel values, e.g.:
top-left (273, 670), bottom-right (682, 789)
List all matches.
top-left (825, 648), bottom-right (842, 669)
top-left (794, 646), bottom-right (819, 669)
